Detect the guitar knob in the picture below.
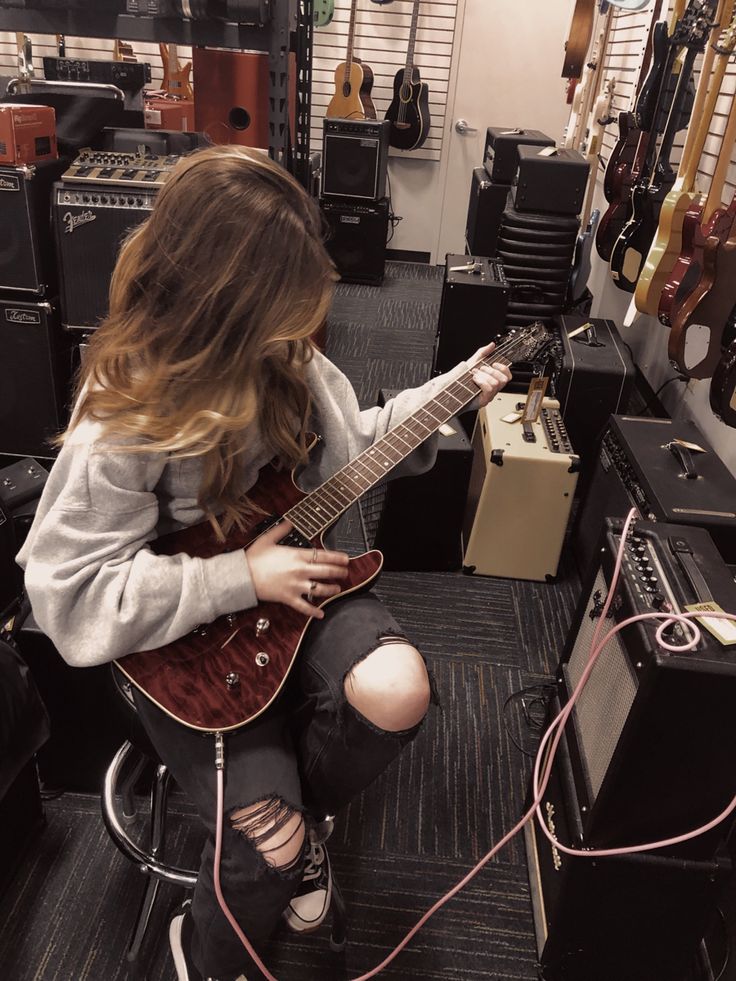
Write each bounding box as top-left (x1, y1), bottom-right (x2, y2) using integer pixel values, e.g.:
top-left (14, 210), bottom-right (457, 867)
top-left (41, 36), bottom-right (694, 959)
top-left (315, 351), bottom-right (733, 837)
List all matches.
top-left (225, 672), bottom-right (240, 689)
top-left (255, 651), bottom-right (270, 667)
top-left (255, 618), bottom-right (270, 636)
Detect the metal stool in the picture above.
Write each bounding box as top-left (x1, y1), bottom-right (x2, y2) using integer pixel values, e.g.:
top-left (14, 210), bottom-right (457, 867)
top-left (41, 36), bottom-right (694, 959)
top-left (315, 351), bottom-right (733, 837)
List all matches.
top-left (101, 672), bottom-right (348, 977)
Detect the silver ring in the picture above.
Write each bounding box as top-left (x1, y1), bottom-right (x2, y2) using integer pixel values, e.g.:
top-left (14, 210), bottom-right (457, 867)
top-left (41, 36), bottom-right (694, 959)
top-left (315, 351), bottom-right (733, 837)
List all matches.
top-left (307, 579), bottom-right (317, 603)
top-left (311, 548), bottom-right (318, 563)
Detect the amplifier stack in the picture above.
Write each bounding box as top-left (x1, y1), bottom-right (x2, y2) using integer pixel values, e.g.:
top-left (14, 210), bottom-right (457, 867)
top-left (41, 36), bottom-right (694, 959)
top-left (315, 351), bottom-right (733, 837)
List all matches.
top-left (320, 118), bottom-right (391, 285)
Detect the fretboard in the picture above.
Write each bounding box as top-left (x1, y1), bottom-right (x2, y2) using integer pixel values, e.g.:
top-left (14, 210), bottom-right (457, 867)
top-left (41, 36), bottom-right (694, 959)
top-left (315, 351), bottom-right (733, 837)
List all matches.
top-left (344, 0), bottom-right (359, 85)
top-left (285, 353), bottom-right (510, 541)
top-left (404, 0), bottom-right (421, 76)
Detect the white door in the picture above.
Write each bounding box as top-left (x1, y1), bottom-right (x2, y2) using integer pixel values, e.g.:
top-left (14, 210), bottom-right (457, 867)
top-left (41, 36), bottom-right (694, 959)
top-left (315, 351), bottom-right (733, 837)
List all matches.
top-left (434, 0), bottom-right (576, 262)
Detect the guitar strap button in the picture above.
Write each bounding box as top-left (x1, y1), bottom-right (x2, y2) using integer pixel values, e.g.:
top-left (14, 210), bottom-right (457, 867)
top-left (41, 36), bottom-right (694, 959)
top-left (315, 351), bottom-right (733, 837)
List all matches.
top-left (255, 652), bottom-right (270, 667)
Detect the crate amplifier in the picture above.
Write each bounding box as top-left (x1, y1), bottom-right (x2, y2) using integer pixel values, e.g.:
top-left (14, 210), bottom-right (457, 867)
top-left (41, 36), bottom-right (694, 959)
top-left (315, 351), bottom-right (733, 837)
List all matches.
top-left (513, 145), bottom-right (590, 217)
top-left (320, 197), bottom-right (389, 285)
top-left (433, 255), bottom-right (510, 375)
top-left (558, 519), bottom-right (736, 860)
top-left (574, 415), bottom-right (736, 573)
top-left (0, 159), bottom-right (67, 296)
top-left (483, 127), bottom-right (555, 184)
top-left (321, 119), bottom-right (390, 202)
top-left (53, 148), bottom-right (182, 330)
top-left (465, 168), bottom-right (509, 258)
top-left (462, 393), bottom-right (579, 581)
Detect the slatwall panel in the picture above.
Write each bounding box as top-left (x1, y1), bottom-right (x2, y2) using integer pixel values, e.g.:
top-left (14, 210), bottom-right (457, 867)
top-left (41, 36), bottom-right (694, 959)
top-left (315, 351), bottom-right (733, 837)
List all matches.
top-left (312, 0), bottom-right (458, 162)
top-left (597, 1), bottom-right (736, 203)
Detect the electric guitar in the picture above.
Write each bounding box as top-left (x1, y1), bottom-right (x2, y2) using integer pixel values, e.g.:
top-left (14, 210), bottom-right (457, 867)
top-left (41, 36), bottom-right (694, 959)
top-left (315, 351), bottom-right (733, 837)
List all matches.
top-left (384, 0), bottom-right (430, 150)
top-left (15, 32), bottom-right (33, 94)
top-left (564, 7), bottom-right (612, 152)
top-left (632, 2), bottom-right (736, 319)
top-left (609, 0), bottom-right (717, 293)
top-left (562, 0), bottom-right (597, 78)
top-left (115, 324), bottom-right (550, 732)
top-left (710, 312), bottom-right (736, 425)
top-left (314, 0), bottom-right (334, 26)
top-left (159, 43), bottom-right (194, 101)
top-left (326, 0), bottom-right (376, 120)
top-left (113, 39), bottom-right (138, 64)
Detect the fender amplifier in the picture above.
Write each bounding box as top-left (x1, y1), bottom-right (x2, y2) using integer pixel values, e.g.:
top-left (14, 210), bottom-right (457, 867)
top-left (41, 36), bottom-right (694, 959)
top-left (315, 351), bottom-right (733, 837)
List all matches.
top-left (0, 158), bottom-right (67, 295)
top-left (483, 126), bottom-right (555, 184)
top-left (574, 415), bottom-right (736, 572)
top-left (525, 690), bottom-right (731, 981)
top-left (513, 145), bottom-right (590, 217)
top-left (321, 118), bottom-right (390, 201)
top-left (555, 315), bottom-right (636, 466)
top-left (465, 168), bottom-right (509, 258)
top-left (53, 181), bottom-right (158, 331)
top-left (433, 255), bottom-right (509, 374)
top-left (0, 298), bottom-right (72, 459)
top-left (462, 393), bottom-right (579, 581)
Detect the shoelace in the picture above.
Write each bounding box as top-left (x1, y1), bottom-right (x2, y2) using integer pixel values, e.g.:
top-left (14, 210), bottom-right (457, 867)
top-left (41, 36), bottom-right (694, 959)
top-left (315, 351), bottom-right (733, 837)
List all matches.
top-left (302, 837), bottom-right (325, 883)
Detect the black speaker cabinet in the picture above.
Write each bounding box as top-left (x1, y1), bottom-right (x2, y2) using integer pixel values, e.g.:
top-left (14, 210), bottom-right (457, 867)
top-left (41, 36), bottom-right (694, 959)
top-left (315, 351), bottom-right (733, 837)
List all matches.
top-left (433, 255), bottom-right (509, 374)
top-left (560, 519), bottom-right (736, 859)
top-left (321, 197), bottom-right (389, 285)
top-left (0, 505), bottom-right (16, 613)
top-left (465, 168), bottom-right (509, 258)
top-left (574, 415), bottom-right (736, 573)
top-left (525, 691), bottom-right (731, 981)
top-left (483, 126), bottom-right (555, 184)
top-left (53, 181), bottom-right (158, 331)
top-left (513, 145), bottom-right (590, 217)
top-left (321, 118), bottom-right (390, 201)
top-left (0, 298), bottom-right (72, 459)
top-left (555, 315), bottom-right (636, 468)
top-left (370, 389), bottom-right (473, 571)
top-left (0, 158), bottom-right (67, 296)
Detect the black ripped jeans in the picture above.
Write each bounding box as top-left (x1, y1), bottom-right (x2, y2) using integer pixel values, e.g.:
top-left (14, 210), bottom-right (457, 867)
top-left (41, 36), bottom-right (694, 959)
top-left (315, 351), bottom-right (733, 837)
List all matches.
top-left (133, 593), bottom-right (428, 979)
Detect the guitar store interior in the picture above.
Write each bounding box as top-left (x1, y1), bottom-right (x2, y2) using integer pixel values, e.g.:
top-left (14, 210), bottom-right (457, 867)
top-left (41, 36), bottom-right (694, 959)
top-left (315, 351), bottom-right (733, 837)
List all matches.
top-left (2, 1), bottom-right (736, 980)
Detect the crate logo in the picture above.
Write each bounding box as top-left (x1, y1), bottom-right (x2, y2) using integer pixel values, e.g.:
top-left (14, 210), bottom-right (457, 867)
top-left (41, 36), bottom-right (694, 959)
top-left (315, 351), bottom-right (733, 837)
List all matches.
top-left (0, 175), bottom-right (19, 192)
top-left (339, 215), bottom-right (360, 224)
top-left (63, 209), bottom-right (97, 234)
top-left (6, 308), bottom-right (41, 324)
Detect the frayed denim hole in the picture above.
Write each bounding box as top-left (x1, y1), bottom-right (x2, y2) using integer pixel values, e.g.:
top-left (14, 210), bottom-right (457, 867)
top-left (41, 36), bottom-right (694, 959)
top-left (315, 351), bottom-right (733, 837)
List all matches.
top-left (229, 797), bottom-right (307, 876)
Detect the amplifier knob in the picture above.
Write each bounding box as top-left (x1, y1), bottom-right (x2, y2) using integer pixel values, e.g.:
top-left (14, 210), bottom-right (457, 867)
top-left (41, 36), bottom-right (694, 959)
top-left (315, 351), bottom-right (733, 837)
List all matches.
top-left (82, 194), bottom-right (90, 203)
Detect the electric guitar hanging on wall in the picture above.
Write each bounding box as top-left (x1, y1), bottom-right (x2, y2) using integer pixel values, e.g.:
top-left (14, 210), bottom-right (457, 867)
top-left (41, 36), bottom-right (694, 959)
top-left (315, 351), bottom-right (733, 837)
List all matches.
top-left (314, 0), bottom-right (334, 26)
top-left (384, 0), bottom-right (430, 150)
top-left (115, 324), bottom-right (551, 732)
top-left (325, 0), bottom-right (376, 120)
top-left (159, 43), bottom-right (194, 100)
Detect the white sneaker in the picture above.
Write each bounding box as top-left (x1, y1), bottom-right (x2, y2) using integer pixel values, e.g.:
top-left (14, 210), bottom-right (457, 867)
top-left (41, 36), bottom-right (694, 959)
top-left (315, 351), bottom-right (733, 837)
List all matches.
top-left (283, 828), bottom-right (333, 933)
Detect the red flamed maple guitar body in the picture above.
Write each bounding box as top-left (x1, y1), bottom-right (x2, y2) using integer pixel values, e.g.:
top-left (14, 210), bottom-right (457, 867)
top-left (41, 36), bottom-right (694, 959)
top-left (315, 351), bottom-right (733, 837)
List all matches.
top-left (115, 459), bottom-right (383, 732)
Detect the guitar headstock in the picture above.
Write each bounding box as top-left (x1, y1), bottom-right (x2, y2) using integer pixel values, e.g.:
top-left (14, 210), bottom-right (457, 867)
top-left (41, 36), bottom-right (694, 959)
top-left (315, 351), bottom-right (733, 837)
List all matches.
top-left (672, 0), bottom-right (719, 49)
top-left (500, 322), bottom-right (553, 364)
top-left (714, 9), bottom-right (736, 54)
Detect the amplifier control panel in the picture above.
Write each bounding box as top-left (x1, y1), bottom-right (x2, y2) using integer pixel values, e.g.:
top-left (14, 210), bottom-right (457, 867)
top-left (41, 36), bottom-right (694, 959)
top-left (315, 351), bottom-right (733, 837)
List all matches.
top-left (600, 429), bottom-right (655, 519)
top-left (55, 186), bottom-right (157, 211)
top-left (61, 148), bottom-right (182, 189)
top-left (540, 406), bottom-right (573, 454)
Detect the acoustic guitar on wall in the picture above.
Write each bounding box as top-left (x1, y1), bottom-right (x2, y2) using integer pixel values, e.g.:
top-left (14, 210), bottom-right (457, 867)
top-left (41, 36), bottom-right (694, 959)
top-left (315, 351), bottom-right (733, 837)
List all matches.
top-left (326, 0), bottom-right (376, 120)
top-left (159, 43), bottom-right (194, 101)
top-left (385, 0), bottom-right (430, 150)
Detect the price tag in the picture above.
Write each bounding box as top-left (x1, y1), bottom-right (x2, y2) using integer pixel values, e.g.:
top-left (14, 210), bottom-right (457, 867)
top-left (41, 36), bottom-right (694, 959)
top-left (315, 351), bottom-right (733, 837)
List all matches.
top-left (567, 322), bottom-right (594, 340)
top-left (538, 146), bottom-right (558, 157)
top-left (684, 602), bottom-right (736, 647)
top-left (521, 377), bottom-right (549, 424)
top-left (670, 438), bottom-right (706, 454)
top-left (501, 412), bottom-right (523, 424)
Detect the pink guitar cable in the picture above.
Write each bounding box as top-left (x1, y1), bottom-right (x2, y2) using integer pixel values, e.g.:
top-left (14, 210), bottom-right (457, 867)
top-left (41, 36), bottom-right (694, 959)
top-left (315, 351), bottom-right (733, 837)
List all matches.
top-left (210, 507), bottom-right (736, 980)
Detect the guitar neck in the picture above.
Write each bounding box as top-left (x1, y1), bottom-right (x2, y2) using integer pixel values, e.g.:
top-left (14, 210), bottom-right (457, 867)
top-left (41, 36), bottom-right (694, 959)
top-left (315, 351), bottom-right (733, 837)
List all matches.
top-left (345, 0), bottom-right (358, 76)
top-left (404, 0), bottom-right (421, 76)
top-left (284, 334), bottom-right (539, 540)
top-left (653, 45), bottom-right (698, 179)
top-left (705, 87), bottom-right (736, 220)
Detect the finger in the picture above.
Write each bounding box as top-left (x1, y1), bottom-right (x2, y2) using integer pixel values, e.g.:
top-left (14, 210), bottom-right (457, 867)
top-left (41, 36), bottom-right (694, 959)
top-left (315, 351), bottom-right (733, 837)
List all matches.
top-left (291, 596), bottom-right (325, 619)
top-left (303, 580), bottom-right (343, 600)
top-left (311, 548), bottom-right (350, 567)
top-left (307, 562), bottom-right (350, 581)
top-left (469, 341), bottom-right (496, 366)
top-left (262, 518), bottom-right (293, 543)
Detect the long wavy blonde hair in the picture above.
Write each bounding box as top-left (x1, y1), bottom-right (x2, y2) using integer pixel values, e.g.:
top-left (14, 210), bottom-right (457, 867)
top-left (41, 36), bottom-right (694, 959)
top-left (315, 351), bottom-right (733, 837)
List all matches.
top-left (66, 145), bottom-right (337, 532)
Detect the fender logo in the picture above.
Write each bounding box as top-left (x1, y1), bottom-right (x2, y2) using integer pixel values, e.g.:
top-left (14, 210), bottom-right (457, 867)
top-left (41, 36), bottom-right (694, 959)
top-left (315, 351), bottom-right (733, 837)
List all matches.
top-left (63, 210), bottom-right (97, 233)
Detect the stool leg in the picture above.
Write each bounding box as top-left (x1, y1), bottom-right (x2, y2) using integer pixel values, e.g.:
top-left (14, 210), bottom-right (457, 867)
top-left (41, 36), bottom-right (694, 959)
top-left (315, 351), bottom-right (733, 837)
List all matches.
top-left (121, 755), bottom-right (148, 824)
top-left (126, 876), bottom-right (161, 977)
top-left (329, 871), bottom-right (348, 952)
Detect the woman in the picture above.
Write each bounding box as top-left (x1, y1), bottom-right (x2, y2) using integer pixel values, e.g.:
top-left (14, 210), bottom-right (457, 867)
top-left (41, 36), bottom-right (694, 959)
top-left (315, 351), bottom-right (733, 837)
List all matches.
top-left (18, 145), bottom-right (511, 981)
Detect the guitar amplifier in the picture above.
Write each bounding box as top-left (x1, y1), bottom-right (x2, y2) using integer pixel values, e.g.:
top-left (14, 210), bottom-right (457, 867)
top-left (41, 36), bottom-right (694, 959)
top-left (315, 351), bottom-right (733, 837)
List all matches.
top-left (0, 458), bottom-right (49, 604)
top-left (144, 95), bottom-right (195, 132)
top-left (0, 298), bottom-right (72, 459)
top-left (368, 390), bottom-right (473, 571)
top-left (465, 168), bottom-right (509, 257)
top-left (525, 691), bottom-right (731, 981)
top-left (0, 158), bottom-right (67, 296)
top-left (433, 255), bottom-right (510, 375)
top-left (555, 315), bottom-right (636, 467)
top-left (483, 126), bottom-right (555, 184)
top-left (0, 104), bottom-right (58, 166)
top-left (192, 47), bottom-right (295, 150)
top-left (42, 57), bottom-right (152, 93)
top-left (321, 119), bottom-right (390, 202)
top-left (462, 394), bottom-right (579, 581)
top-left (0, 505), bottom-right (16, 613)
top-left (321, 197), bottom-right (388, 285)
top-left (558, 519), bottom-right (736, 859)
top-left (513, 146), bottom-right (590, 217)
top-left (574, 415), bottom-right (736, 573)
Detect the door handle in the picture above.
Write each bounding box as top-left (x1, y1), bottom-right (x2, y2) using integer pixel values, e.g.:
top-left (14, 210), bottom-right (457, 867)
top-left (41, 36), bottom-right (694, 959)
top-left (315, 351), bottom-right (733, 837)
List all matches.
top-left (455, 119), bottom-right (478, 135)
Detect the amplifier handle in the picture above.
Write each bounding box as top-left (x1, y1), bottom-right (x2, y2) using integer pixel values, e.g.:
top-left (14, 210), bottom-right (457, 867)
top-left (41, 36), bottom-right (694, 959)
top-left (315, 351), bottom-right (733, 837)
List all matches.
top-left (668, 536), bottom-right (715, 605)
top-left (5, 78), bottom-right (125, 101)
top-left (666, 440), bottom-right (699, 480)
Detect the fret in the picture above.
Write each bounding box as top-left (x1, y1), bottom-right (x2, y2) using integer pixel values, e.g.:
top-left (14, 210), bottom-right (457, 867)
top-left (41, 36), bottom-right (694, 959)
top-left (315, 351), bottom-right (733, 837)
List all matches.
top-left (285, 506), bottom-right (321, 539)
top-left (319, 483), bottom-right (349, 511)
top-left (310, 490), bottom-right (340, 523)
top-left (385, 428), bottom-right (415, 452)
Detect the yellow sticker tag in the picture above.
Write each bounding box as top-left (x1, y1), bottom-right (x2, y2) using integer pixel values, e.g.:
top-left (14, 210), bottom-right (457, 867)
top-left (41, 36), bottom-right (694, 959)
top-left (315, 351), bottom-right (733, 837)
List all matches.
top-left (439, 423), bottom-right (456, 437)
top-left (684, 602), bottom-right (736, 647)
top-left (538, 146), bottom-right (557, 157)
top-left (501, 412), bottom-right (523, 424)
top-left (567, 322), bottom-right (594, 340)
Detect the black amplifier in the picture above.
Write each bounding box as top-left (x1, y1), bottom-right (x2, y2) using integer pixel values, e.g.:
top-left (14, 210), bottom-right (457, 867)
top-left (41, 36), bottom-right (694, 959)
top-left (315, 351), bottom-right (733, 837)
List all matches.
top-left (555, 315), bottom-right (636, 467)
top-left (0, 458), bottom-right (49, 603)
top-left (53, 181), bottom-right (158, 330)
top-left (574, 415), bottom-right (736, 573)
top-left (125, 0), bottom-right (271, 20)
top-left (43, 57), bottom-right (151, 92)
top-left (322, 118), bottom-right (390, 202)
top-left (433, 255), bottom-right (509, 374)
top-left (0, 158), bottom-right (67, 296)
top-left (483, 126), bottom-right (554, 184)
top-left (465, 168), bottom-right (508, 258)
top-left (321, 197), bottom-right (388, 285)
top-left (513, 145), bottom-right (590, 217)
top-left (0, 505), bottom-right (16, 613)
top-left (525, 689), bottom-right (731, 981)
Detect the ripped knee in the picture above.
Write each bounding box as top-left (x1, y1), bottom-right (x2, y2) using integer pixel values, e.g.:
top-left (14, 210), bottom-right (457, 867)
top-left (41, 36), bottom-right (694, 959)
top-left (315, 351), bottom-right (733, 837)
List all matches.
top-left (230, 798), bottom-right (305, 872)
top-left (344, 639), bottom-right (431, 733)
